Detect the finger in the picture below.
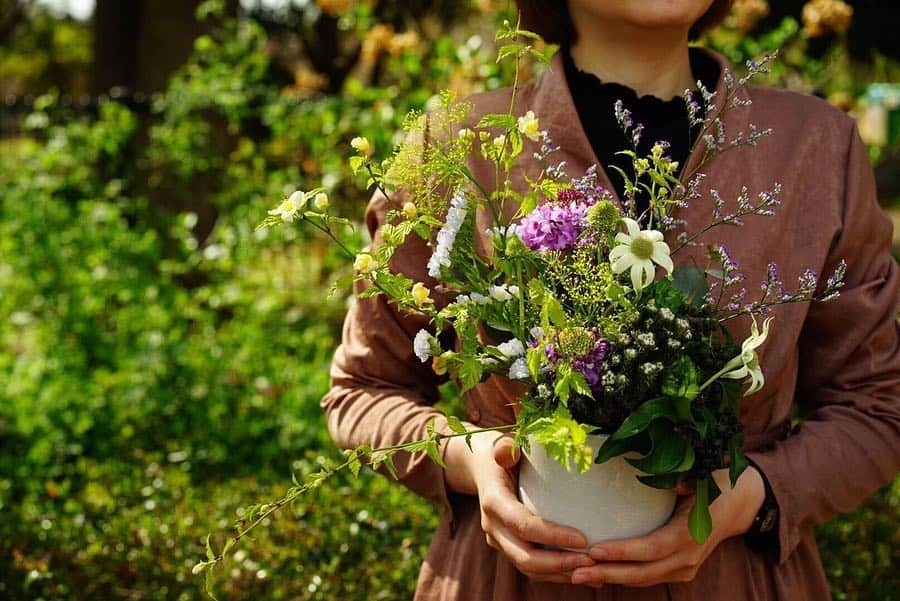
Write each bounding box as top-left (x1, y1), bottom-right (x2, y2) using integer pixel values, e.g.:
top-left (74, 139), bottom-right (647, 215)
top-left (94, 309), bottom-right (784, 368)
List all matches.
top-left (491, 523), bottom-right (595, 576)
top-left (487, 491), bottom-right (588, 549)
top-left (492, 435), bottom-right (520, 469)
top-left (572, 550), bottom-right (700, 587)
top-left (588, 521), bottom-right (685, 562)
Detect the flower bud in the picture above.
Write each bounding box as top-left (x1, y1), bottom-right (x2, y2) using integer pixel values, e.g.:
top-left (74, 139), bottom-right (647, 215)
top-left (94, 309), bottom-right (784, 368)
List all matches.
top-left (313, 192), bottom-right (329, 211)
top-left (192, 561), bottom-right (208, 575)
top-left (402, 201), bottom-right (418, 219)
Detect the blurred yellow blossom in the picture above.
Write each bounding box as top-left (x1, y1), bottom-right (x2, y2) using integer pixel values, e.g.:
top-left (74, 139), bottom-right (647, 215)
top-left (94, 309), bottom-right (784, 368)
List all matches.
top-left (411, 282), bottom-right (434, 306)
top-left (314, 192), bottom-right (329, 211)
top-left (517, 110), bottom-right (541, 142)
top-left (802, 0), bottom-right (853, 37)
top-left (402, 202), bottom-right (418, 219)
top-left (354, 253), bottom-right (377, 273)
top-left (351, 136), bottom-right (372, 156)
top-left (724, 0), bottom-right (769, 31)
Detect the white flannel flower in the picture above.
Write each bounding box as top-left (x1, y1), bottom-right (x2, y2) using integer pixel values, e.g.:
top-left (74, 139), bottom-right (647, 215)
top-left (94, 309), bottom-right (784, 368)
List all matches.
top-left (517, 110), bottom-right (541, 142)
top-left (489, 284), bottom-right (514, 302)
top-left (508, 357), bottom-right (530, 380)
top-left (609, 217), bottom-right (673, 293)
top-left (268, 190), bottom-right (305, 222)
top-left (497, 338), bottom-right (526, 358)
top-left (721, 316), bottom-right (773, 396)
top-left (413, 329), bottom-right (435, 363)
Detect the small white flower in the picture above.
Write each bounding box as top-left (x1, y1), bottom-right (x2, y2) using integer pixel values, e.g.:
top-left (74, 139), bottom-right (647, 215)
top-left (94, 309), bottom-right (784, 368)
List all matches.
top-left (268, 191), bottom-right (305, 222)
top-left (530, 326), bottom-right (545, 340)
top-left (497, 338), bottom-right (526, 358)
top-left (517, 110), bottom-right (541, 142)
top-left (509, 357), bottom-right (530, 380)
top-left (489, 284), bottom-right (513, 302)
top-left (508, 285), bottom-right (520, 297)
top-left (609, 217), bottom-right (674, 293)
top-left (413, 329), bottom-right (434, 363)
top-left (722, 316), bottom-right (773, 396)
top-left (470, 292), bottom-right (489, 305)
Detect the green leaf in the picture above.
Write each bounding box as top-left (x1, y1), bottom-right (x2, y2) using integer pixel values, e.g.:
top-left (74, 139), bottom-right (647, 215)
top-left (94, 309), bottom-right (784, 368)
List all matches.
top-left (594, 435), bottom-right (635, 464)
top-left (349, 155), bottom-right (364, 174)
top-left (543, 294), bottom-right (568, 328)
top-left (526, 346), bottom-right (543, 381)
top-left (476, 113), bottom-right (516, 130)
top-left (205, 534), bottom-right (215, 561)
top-left (458, 357), bottom-right (483, 392)
top-left (496, 42), bottom-right (526, 63)
top-left (345, 449), bottom-right (362, 477)
top-left (447, 415), bottom-right (467, 435)
top-left (626, 422), bottom-right (694, 474)
top-left (672, 267), bottom-right (709, 308)
top-left (636, 473), bottom-right (682, 489)
top-left (425, 440), bottom-right (446, 467)
top-left (729, 434), bottom-right (749, 487)
top-left (661, 355), bottom-right (699, 420)
top-left (611, 398), bottom-right (677, 440)
top-left (688, 477), bottom-right (713, 544)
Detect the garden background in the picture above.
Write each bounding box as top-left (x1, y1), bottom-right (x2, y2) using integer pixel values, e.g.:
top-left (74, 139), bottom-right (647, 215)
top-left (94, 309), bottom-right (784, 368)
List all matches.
top-left (0, 0), bottom-right (898, 599)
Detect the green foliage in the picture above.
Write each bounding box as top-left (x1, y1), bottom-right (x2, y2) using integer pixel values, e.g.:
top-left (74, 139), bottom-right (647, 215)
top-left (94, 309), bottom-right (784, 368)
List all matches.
top-left (0, 3), bottom-right (896, 600)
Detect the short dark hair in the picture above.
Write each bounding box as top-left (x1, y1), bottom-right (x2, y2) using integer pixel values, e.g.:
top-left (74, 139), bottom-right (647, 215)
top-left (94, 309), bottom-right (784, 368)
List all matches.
top-left (514, 0), bottom-right (735, 46)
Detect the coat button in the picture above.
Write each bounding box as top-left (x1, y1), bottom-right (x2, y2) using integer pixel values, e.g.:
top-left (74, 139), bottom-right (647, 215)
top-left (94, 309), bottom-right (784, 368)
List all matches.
top-left (468, 408), bottom-right (481, 422)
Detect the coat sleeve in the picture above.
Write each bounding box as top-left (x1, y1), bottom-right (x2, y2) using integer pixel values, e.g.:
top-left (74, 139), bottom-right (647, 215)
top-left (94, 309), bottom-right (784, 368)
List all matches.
top-left (320, 187), bottom-right (463, 520)
top-left (745, 123), bottom-right (900, 564)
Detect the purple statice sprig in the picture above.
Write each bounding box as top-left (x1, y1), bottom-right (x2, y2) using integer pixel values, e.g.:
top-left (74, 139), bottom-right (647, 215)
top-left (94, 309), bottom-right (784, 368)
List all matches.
top-left (719, 259), bottom-right (848, 321)
top-left (673, 183), bottom-right (782, 253)
top-left (614, 99), bottom-right (643, 148)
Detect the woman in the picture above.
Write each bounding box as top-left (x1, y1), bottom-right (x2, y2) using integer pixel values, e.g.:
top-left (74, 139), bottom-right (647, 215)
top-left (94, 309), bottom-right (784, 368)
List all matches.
top-left (322, 1), bottom-right (900, 599)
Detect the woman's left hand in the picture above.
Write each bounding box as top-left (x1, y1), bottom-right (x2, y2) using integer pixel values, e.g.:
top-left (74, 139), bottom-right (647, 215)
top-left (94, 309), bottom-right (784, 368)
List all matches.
top-left (570, 466), bottom-right (766, 588)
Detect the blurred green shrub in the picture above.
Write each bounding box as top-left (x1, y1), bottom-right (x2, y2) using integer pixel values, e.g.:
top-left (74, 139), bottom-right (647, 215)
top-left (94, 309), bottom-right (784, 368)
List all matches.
top-left (0, 2), bottom-right (896, 599)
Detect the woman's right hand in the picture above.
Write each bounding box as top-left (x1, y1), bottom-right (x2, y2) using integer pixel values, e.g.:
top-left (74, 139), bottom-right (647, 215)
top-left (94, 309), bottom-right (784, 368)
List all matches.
top-left (445, 431), bottom-right (596, 583)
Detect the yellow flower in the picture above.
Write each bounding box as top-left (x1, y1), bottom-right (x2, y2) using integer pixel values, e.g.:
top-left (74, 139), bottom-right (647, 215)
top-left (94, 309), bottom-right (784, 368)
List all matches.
top-left (402, 201), bottom-right (418, 219)
top-left (267, 190), bottom-right (305, 222)
top-left (351, 136), bottom-right (372, 157)
top-left (457, 128), bottom-right (474, 142)
top-left (517, 110), bottom-right (541, 142)
top-left (354, 253), bottom-right (377, 274)
top-left (411, 281), bottom-right (434, 306)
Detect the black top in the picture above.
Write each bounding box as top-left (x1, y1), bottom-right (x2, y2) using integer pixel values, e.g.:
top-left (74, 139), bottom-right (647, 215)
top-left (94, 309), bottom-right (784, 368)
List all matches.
top-left (563, 49), bottom-right (720, 216)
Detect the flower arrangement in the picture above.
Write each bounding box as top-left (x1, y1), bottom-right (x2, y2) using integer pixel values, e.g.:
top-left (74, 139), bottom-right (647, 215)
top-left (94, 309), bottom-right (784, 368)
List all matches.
top-left (194, 22), bottom-right (845, 587)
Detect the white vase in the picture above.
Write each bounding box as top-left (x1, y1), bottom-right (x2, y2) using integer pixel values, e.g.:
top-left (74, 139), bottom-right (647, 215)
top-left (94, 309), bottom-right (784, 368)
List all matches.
top-left (518, 434), bottom-right (677, 548)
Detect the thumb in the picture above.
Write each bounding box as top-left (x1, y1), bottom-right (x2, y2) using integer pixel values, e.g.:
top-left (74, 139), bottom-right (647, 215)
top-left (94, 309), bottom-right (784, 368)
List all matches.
top-left (492, 435), bottom-right (520, 469)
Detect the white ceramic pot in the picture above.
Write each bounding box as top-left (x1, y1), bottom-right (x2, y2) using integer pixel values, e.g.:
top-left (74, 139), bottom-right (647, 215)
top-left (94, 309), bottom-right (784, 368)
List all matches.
top-left (518, 434), bottom-right (677, 548)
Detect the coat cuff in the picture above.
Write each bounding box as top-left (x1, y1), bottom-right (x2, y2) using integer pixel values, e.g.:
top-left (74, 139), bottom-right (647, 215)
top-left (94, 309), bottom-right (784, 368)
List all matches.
top-left (743, 447), bottom-right (797, 565)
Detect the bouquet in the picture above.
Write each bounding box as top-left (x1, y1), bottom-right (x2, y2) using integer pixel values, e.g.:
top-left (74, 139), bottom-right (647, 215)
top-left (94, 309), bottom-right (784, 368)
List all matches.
top-left (194, 22), bottom-right (845, 584)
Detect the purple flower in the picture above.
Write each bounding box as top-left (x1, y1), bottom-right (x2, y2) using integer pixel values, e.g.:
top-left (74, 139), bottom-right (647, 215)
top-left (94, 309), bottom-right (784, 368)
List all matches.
top-left (517, 197), bottom-right (597, 252)
top-left (572, 340), bottom-right (611, 390)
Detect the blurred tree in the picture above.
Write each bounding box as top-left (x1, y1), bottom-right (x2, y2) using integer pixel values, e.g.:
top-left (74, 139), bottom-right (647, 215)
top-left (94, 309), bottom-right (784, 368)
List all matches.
top-left (91, 0), bottom-right (239, 95)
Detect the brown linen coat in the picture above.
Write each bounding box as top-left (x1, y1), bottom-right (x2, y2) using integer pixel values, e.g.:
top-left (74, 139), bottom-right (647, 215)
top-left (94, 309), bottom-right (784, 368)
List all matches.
top-left (321, 48), bottom-right (900, 600)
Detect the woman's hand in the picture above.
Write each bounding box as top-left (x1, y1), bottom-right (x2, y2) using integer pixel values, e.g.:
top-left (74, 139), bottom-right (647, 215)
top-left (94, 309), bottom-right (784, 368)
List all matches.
top-left (570, 466), bottom-right (766, 588)
top-left (445, 432), bottom-right (596, 583)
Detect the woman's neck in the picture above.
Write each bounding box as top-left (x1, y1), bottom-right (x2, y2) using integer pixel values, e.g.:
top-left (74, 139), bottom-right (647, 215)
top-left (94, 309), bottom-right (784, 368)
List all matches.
top-left (568, 21), bottom-right (695, 100)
